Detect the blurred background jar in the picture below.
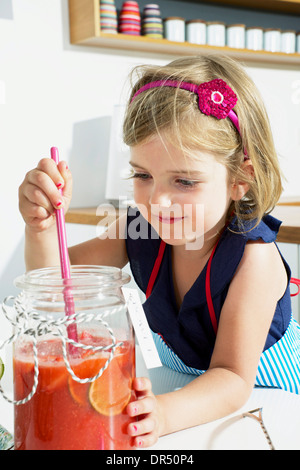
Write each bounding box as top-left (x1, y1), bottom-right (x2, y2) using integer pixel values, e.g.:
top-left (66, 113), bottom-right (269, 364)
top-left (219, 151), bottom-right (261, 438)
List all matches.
top-left (226, 24), bottom-right (245, 48)
top-left (207, 21), bottom-right (226, 47)
top-left (164, 17), bottom-right (185, 42)
top-left (281, 30), bottom-right (296, 53)
top-left (264, 28), bottom-right (281, 52)
top-left (246, 26), bottom-right (263, 51)
top-left (297, 32), bottom-right (300, 53)
top-left (186, 19), bottom-right (206, 45)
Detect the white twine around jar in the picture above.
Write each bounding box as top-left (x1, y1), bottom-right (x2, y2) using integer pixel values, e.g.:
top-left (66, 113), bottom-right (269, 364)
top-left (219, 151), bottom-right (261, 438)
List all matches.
top-left (0, 293), bottom-right (125, 405)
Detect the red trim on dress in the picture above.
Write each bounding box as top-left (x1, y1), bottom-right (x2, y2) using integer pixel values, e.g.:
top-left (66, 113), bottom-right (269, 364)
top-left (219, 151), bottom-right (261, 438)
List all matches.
top-left (145, 238), bottom-right (220, 335)
top-left (146, 240), bottom-right (166, 299)
top-left (145, 238), bottom-right (300, 338)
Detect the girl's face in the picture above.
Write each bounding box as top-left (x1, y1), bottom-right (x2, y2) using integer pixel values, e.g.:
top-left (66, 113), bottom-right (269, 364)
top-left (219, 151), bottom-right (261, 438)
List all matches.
top-left (130, 134), bottom-right (234, 250)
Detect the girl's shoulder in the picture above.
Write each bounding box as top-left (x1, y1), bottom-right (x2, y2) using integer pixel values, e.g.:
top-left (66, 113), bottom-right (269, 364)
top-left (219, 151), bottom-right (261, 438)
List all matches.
top-left (227, 213), bottom-right (282, 244)
top-left (230, 216), bottom-right (288, 302)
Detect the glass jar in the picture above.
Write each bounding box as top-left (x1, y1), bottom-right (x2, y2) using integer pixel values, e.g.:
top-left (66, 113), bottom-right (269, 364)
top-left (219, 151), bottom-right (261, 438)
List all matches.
top-left (9, 265), bottom-right (135, 450)
top-left (226, 23), bottom-right (245, 49)
top-left (186, 19), bottom-right (206, 45)
top-left (264, 28), bottom-right (281, 52)
top-left (297, 32), bottom-right (300, 53)
top-left (281, 30), bottom-right (296, 53)
top-left (246, 26), bottom-right (263, 51)
top-left (164, 17), bottom-right (185, 42)
top-left (207, 21), bottom-right (226, 47)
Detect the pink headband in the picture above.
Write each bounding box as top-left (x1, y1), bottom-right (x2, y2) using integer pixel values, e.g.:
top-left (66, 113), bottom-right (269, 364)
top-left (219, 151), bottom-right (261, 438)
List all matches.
top-left (131, 78), bottom-right (248, 158)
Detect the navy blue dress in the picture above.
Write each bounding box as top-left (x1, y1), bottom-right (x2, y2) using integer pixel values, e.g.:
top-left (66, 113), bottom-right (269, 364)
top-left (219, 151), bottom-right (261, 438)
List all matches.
top-left (125, 207), bottom-right (300, 393)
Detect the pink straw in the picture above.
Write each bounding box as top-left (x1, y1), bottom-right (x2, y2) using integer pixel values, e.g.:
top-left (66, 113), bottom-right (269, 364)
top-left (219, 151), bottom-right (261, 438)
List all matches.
top-left (50, 147), bottom-right (78, 353)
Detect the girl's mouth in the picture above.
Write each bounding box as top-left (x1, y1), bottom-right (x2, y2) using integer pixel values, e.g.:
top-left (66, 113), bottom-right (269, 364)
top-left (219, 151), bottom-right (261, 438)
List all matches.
top-left (157, 215), bottom-right (184, 224)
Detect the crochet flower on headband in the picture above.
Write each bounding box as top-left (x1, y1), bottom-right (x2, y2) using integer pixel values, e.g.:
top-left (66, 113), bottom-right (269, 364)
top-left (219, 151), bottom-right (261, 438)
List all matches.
top-left (197, 79), bottom-right (237, 120)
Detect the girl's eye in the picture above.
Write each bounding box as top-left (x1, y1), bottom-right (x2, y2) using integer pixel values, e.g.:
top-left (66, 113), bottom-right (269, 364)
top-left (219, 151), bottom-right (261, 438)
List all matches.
top-left (132, 172), bottom-right (151, 180)
top-left (176, 179), bottom-right (199, 188)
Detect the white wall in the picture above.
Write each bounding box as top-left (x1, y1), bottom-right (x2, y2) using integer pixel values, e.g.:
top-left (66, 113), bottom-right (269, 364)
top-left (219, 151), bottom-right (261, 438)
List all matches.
top-left (0, 0), bottom-right (300, 309)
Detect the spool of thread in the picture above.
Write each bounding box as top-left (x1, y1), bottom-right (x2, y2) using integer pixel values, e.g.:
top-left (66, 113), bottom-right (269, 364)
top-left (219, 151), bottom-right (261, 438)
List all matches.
top-left (100, 0), bottom-right (118, 34)
top-left (142, 4), bottom-right (163, 39)
top-left (119, 1), bottom-right (141, 36)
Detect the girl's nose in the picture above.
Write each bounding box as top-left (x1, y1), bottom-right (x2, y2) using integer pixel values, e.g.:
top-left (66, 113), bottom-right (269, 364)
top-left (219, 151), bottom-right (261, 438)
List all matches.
top-left (149, 186), bottom-right (172, 208)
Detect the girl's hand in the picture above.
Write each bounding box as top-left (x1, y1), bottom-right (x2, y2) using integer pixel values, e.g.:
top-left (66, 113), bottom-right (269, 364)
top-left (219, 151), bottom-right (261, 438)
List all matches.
top-left (127, 377), bottom-right (163, 448)
top-left (19, 158), bottom-right (72, 233)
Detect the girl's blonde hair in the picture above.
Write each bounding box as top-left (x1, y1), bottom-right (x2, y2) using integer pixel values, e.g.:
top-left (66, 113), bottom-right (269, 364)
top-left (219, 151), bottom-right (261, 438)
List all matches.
top-left (123, 54), bottom-right (283, 225)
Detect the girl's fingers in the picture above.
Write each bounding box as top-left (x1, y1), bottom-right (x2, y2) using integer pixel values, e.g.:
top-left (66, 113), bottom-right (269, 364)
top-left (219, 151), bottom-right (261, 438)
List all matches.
top-left (133, 433), bottom-right (158, 449)
top-left (37, 158), bottom-right (65, 188)
top-left (133, 376), bottom-right (153, 396)
top-left (19, 198), bottom-right (55, 231)
top-left (57, 160), bottom-right (72, 201)
top-left (126, 377), bottom-right (160, 448)
top-left (127, 394), bottom-right (156, 417)
top-left (128, 416), bottom-right (159, 449)
top-left (128, 415), bottom-right (156, 437)
top-left (21, 196), bottom-right (52, 220)
top-left (26, 168), bottom-right (63, 210)
top-left (22, 182), bottom-right (55, 214)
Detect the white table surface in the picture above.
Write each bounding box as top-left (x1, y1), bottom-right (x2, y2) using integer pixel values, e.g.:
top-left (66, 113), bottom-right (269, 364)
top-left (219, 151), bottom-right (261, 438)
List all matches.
top-left (1, 346), bottom-right (300, 450)
top-left (136, 347), bottom-right (300, 451)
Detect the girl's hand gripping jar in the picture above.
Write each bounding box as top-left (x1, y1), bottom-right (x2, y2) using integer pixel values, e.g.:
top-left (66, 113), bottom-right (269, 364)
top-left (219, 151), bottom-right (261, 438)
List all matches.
top-left (2, 265), bottom-right (136, 450)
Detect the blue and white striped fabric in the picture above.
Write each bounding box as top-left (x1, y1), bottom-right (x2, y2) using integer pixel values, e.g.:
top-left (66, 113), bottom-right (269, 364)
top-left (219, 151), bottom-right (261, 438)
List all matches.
top-left (152, 315), bottom-right (300, 394)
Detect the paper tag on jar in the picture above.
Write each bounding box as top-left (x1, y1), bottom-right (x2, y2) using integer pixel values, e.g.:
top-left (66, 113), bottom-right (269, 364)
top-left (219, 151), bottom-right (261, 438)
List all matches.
top-left (122, 287), bottom-right (162, 369)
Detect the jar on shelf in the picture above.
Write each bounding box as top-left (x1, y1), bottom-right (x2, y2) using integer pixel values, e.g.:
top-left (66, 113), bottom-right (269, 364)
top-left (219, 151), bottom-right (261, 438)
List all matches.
top-left (246, 26), bottom-right (264, 51)
top-left (226, 24), bottom-right (245, 49)
top-left (297, 32), bottom-right (300, 53)
top-left (2, 265), bottom-right (136, 450)
top-left (264, 28), bottom-right (281, 52)
top-left (206, 21), bottom-right (226, 47)
top-left (281, 30), bottom-right (296, 54)
top-left (186, 19), bottom-right (206, 45)
top-left (164, 17), bottom-right (185, 42)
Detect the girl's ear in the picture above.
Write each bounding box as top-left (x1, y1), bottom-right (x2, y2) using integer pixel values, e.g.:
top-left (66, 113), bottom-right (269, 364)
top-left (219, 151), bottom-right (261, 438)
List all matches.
top-left (230, 160), bottom-right (254, 201)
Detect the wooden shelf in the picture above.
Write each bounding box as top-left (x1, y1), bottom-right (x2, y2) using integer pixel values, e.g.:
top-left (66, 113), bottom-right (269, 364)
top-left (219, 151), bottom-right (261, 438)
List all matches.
top-left (68, 0), bottom-right (300, 65)
top-left (65, 205), bottom-right (300, 244)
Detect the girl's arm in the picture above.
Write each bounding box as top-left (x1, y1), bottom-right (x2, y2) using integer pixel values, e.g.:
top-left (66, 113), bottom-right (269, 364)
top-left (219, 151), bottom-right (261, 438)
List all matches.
top-left (68, 212), bottom-right (128, 268)
top-left (127, 240), bottom-right (288, 447)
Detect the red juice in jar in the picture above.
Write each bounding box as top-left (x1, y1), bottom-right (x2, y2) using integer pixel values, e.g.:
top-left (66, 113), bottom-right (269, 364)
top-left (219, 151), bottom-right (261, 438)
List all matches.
top-left (14, 335), bottom-right (136, 450)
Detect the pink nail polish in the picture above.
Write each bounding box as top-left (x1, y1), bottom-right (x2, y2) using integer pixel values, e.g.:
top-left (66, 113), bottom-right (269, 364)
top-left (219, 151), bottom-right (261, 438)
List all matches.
top-left (56, 183), bottom-right (63, 188)
top-left (133, 425), bottom-right (138, 433)
top-left (56, 201), bottom-right (62, 207)
top-left (138, 439), bottom-right (143, 447)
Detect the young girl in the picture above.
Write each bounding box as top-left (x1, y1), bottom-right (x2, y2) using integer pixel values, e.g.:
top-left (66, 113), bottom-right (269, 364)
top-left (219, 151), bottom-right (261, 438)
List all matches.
top-left (19, 54), bottom-right (300, 448)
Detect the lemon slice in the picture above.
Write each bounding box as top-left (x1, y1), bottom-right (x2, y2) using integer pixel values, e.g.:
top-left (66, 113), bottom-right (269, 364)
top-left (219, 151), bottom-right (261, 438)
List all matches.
top-left (89, 358), bottom-right (131, 416)
top-left (0, 358), bottom-right (4, 380)
top-left (69, 378), bottom-right (89, 407)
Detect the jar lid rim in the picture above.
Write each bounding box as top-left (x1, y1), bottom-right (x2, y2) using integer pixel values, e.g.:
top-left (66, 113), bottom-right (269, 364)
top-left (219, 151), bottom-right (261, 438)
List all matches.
top-left (14, 265), bottom-right (131, 290)
top-left (164, 16), bottom-right (185, 21)
top-left (186, 19), bottom-right (206, 24)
